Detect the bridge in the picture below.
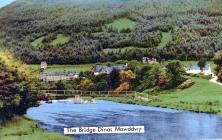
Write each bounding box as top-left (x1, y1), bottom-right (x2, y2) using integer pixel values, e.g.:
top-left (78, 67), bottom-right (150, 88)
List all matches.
top-left (39, 90), bottom-right (137, 98)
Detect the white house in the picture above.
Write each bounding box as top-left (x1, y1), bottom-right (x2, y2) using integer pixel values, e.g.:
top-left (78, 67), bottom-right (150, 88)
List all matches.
top-left (143, 57), bottom-right (157, 64)
top-left (186, 65), bottom-right (212, 75)
top-left (40, 61), bottom-right (48, 69)
top-left (91, 65), bottom-right (128, 76)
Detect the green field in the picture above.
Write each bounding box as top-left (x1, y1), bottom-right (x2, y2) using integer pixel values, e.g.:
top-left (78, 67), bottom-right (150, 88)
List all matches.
top-left (31, 34), bottom-right (70, 48)
top-left (92, 32), bottom-right (104, 37)
top-left (98, 76), bottom-right (222, 114)
top-left (31, 36), bottom-right (44, 48)
top-left (158, 32), bottom-right (172, 48)
top-left (107, 18), bottom-right (136, 30)
top-left (0, 116), bottom-right (72, 140)
top-left (30, 61), bottom-right (131, 73)
top-left (30, 64), bottom-right (93, 73)
top-left (30, 60), bottom-right (216, 74)
top-left (149, 77), bottom-right (222, 114)
top-left (50, 34), bottom-right (71, 46)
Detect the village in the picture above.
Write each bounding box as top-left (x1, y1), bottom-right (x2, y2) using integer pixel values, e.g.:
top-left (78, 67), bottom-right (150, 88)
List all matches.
top-left (39, 57), bottom-right (214, 82)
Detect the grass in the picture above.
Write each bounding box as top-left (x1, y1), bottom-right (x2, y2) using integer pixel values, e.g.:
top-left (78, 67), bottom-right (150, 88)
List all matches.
top-left (29, 61), bottom-right (129, 73)
top-left (50, 34), bottom-right (70, 46)
top-left (97, 97), bottom-right (149, 106)
top-left (92, 32), bottom-right (104, 37)
top-left (158, 32), bottom-right (172, 48)
top-left (149, 77), bottom-right (222, 114)
top-left (208, 0), bottom-right (222, 12)
top-left (31, 34), bottom-right (70, 48)
top-left (30, 60), bottom-right (215, 74)
top-left (0, 116), bottom-right (72, 140)
top-left (31, 36), bottom-right (44, 48)
top-left (30, 64), bottom-right (93, 73)
top-left (98, 77), bottom-right (222, 114)
top-left (107, 18), bottom-right (136, 31)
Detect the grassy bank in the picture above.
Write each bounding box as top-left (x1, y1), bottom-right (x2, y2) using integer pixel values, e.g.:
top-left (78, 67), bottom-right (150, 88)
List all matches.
top-left (98, 77), bottom-right (222, 114)
top-left (149, 77), bottom-right (222, 114)
top-left (0, 116), bottom-right (73, 140)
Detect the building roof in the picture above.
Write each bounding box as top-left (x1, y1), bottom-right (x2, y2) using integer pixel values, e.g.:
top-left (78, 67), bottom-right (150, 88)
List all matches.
top-left (188, 65), bottom-right (210, 71)
top-left (92, 65), bottom-right (128, 73)
top-left (40, 72), bottom-right (79, 77)
top-left (41, 61), bottom-right (47, 64)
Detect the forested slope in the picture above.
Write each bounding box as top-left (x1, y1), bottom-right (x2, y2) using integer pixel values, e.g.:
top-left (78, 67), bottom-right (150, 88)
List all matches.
top-left (0, 0), bottom-right (222, 64)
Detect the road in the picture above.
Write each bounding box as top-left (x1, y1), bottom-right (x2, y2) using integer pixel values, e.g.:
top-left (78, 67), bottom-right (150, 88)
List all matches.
top-left (209, 73), bottom-right (222, 86)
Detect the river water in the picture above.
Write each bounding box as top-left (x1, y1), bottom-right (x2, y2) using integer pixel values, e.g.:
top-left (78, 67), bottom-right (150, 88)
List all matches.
top-left (26, 100), bottom-right (222, 140)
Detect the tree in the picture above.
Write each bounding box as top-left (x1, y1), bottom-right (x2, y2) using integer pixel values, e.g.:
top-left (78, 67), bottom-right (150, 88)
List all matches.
top-left (165, 61), bottom-right (185, 88)
top-left (115, 70), bottom-right (135, 91)
top-left (80, 79), bottom-right (95, 91)
top-left (0, 49), bottom-right (38, 121)
top-left (198, 58), bottom-right (206, 72)
top-left (213, 51), bottom-right (222, 82)
top-left (135, 65), bottom-right (164, 91)
top-left (92, 74), bottom-right (109, 91)
top-left (109, 69), bottom-right (120, 90)
top-left (55, 80), bottom-right (66, 90)
top-left (128, 60), bottom-right (140, 72)
top-left (213, 51), bottom-right (222, 75)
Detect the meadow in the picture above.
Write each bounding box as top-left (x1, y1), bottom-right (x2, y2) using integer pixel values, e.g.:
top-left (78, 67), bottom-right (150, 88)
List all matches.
top-left (50, 34), bottom-right (71, 46)
top-left (31, 34), bottom-right (70, 48)
top-left (158, 32), bottom-right (172, 48)
top-left (0, 116), bottom-right (72, 140)
top-left (30, 64), bottom-right (93, 73)
top-left (30, 60), bottom-right (216, 74)
top-left (106, 18), bottom-right (137, 31)
top-left (149, 77), bottom-right (222, 114)
top-left (31, 36), bottom-right (45, 48)
top-left (98, 77), bottom-right (222, 114)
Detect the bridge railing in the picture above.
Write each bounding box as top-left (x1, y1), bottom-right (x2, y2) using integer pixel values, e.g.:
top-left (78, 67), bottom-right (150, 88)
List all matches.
top-left (39, 90), bottom-right (136, 97)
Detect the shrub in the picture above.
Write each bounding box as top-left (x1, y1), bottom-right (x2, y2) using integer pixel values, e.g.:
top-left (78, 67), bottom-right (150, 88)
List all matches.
top-left (0, 49), bottom-right (38, 121)
top-left (177, 79), bottom-right (195, 89)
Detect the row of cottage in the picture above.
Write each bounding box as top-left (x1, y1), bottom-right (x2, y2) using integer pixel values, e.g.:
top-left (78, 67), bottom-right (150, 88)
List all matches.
top-left (40, 65), bottom-right (128, 82)
top-left (40, 60), bottom-right (212, 82)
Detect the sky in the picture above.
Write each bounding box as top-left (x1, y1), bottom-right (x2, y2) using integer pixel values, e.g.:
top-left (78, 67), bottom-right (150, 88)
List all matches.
top-left (0, 0), bottom-right (16, 8)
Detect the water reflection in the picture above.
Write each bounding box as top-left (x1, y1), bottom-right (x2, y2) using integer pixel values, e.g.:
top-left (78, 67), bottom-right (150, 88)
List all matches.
top-left (27, 100), bottom-right (222, 140)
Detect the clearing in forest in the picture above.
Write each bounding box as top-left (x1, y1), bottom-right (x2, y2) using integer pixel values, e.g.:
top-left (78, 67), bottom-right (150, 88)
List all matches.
top-left (158, 32), bottom-right (172, 48)
top-left (31, 36), bottom-right (44, 48)
top-left (107, 18), bottom-right (137, 31)
top-left (50, 34), bottom-right (71, 46)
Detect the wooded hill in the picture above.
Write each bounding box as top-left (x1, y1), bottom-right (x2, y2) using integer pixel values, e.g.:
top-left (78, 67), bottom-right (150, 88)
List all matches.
top-left (0, 0), bottom-right (222, 64)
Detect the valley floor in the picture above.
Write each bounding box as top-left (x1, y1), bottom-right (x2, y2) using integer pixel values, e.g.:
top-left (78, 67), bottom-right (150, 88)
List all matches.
top-left (98, 77), bottom-right (222, 114)
top-left (0, 116), bottom-right (73, 140)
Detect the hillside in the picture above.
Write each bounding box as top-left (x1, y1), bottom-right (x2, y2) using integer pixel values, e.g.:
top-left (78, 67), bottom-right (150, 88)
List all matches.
top-left (0, 0), bottom-right (222, 64)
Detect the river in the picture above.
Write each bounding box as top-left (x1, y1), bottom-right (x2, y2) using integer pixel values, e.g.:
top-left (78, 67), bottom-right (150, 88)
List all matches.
top-left (27, 100), bottom-right (222, 140)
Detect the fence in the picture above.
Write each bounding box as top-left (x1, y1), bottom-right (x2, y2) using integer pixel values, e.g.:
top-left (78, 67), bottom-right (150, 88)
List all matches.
top-left (39, 90), bottom-right (136, 98)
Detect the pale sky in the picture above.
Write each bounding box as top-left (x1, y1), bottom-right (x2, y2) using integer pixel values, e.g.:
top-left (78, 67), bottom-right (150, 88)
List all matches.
top-left (0, 0), bottom-right (16, 8)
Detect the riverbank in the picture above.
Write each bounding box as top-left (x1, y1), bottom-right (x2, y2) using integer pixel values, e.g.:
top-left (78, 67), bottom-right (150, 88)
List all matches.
top-left (0, 116), bottom-right (73, 140)
top-left (98, 77), bottom-right (222, 114)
